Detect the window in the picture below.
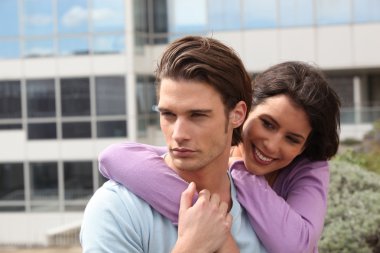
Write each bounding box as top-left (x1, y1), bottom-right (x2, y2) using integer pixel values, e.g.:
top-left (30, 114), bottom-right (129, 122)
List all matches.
top-left (61, 78), bottom-right (90, 116)
top-left (316, 0), bottom-right (351, 25)
top-left (30, 162), bottom-right (58, 201)
top-left (169, 0), bottom-right (207, 33)
top-left (28, 123), bottom-right (56, 139)
top-left (23, 0), bottom-right (54, 36)
top-left (0, 124), bottom-right (22, 130)
top-left (64, 161), bottom-right (93, 200)
top-left (27, 79), bottom-right (55, 118)
top-left (62, 122), bottom-right (91, 139)
top-left (24, 39), bottom-right (54, 58)
top-left (153, 0), bottom-right (168, 33)
top-left (97, 120), bottom-right (126, 137)
top-left (92, 0), bottom-right (125, 32)
top-left (243, 0), bottom-right (277, 28)
top-left (353, 0), bottom-right (380, 23)
top-left (136, 76), bottom-right (159, 136)
top-left (0, 0), bottom-right (19, 37)
top-left (279, 0), bottom-right (313, 27)
top-left (208, 0), bottom-right (241, 30)
top-left (93, 35), bottom-right (125, 54)
top-left (0, 81), bottom-right (21, 119)
top-left (58, 0), bottom-right (89, 34)
top-left (59, 37), bottom-right (89, 55)
top-left (0, 163), bottom-right (24, 201)
top-left (95, 76), bottom-right (126, 115)
top-left (328, 76), bottom-right (354, 124)
top-left (0, 40), bottom-right (20, 59)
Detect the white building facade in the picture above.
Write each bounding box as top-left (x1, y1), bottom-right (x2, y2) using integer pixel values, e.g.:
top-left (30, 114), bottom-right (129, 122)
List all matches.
top-left (0, 0), bottom-right (379, 245)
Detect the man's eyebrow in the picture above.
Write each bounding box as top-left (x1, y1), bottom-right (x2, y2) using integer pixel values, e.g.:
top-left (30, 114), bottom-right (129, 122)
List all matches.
top-left (157, 107), bottom-right (212, 114)
top-left (189, 109), bottom-right (212, 114)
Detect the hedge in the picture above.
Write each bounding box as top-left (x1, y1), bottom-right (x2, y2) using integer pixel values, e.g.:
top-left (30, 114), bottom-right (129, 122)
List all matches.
top-left (319, 161), bottom-right (380, 253)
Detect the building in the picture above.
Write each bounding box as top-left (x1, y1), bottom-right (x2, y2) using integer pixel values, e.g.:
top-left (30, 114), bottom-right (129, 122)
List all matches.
top-left (0, 0), bottom-right (379, 246)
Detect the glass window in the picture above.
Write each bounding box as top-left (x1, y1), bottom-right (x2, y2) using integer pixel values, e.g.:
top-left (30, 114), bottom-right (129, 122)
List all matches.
top-left (169, 0), bottom-right (207, 33)
top-left (328, 76), bottom-right (354, 107)
top-left (92, 0), bottom-right (125, 32)
top-left (0, 0), bottom-right (19, 36)
top-left (23, 0), bottom-right (54, 36)
top-left (62, 122), bottom-right (91, 139)
top-left (30, 162), bottom-right (58, 201)
top-left (59, 37), bottom-right (89, 55)
top-left (208, 0), bottom-right (241, 30)
top-left (95, 76), bottom-right (126, 115)
top-left (97, 120), bottom-right (126, 137)
top-left (279, 0), bottom-right (313, 27)
top-left (137, 76), bottom-right (157, 115)
top-left (61, 78), bottom-right (90, 116)
top-left (98, 171), bottom-right (108, 187)
top-left (153, 0), bottom-right (168, 33)
top-left (0, 124), bottom-right (22, 130)
top-left (58, 0), bottom-right (89, 34)
top-left (243, 0), bottom-right (277, 28)
top-left (316, 0), bottom-right (351, 25)
top-left (27, 79), bottom-right (55, 118)
top-left (0, 163), bottom-right (24, 201)
top-left (93, 35), bottom-right (125, 54)
top-left (24, 39), bottom-right (54, 58)
top-left (0, 40), bottom-right (20, 59)
top-left (134, 0), bottom-right (148, 33)
top-left (28, 123), bottom-right (56, 139)
top-left (0, 81), bottom-right (21, 119)
top-left (64, 161), bottom-right (93, 200)
top-left (136, 76), bottom-right (159, 136)
top-left (353, 0), bottom-right (380, 23)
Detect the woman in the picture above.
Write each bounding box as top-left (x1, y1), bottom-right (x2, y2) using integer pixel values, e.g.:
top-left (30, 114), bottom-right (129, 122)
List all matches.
top-left (99, 61), bottom-right (341, 253)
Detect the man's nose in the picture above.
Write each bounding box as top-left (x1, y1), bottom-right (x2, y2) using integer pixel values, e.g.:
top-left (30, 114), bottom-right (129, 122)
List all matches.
top-left (172, 118), bottom-right (190, 142)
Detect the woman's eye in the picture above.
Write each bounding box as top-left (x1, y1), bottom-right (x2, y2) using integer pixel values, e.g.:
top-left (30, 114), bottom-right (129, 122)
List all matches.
top-left (287, 136), bottom-right (301, 144)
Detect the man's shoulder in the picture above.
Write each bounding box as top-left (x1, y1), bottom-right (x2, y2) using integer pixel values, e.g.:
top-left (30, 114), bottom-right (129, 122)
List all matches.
top-left (90, 180), bottom-right (154, 212)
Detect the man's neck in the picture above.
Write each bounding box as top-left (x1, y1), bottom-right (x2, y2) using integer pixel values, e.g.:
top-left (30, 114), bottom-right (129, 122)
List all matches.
top-left (164, 152), bottom-right (232, 208)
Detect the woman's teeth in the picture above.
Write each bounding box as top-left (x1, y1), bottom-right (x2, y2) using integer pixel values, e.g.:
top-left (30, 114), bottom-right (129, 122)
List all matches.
top-left (255, 148), bottom-right (273, 162)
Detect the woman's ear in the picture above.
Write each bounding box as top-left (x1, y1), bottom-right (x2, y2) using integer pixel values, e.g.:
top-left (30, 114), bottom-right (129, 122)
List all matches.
top-left (230, 101), bottom-right (247, 128)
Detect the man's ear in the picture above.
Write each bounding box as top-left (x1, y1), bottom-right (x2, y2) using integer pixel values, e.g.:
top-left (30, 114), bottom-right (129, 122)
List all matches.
top-left (229, 101), bottom-right (247, 128)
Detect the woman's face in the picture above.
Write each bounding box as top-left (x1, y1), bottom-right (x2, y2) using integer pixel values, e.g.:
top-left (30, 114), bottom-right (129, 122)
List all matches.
top-left (240, 94), bottom-right (312, 175)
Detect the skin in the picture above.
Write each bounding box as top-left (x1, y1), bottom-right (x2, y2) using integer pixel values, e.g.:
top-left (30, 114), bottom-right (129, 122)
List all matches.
top-left (157, 78), bottom-right (247, 253)
top-left (233, 94), bottom-right (312, 184)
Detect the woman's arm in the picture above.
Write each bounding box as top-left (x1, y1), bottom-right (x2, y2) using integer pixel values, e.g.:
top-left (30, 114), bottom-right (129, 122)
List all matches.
top-left (230, 159), bottom-right (329, 253)
top-left (99, 142), bottom-right (192, 224)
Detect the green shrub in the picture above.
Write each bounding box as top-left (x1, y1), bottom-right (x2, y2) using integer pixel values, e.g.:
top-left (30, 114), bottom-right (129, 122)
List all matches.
top-left (319, 161), bottom-right (380, 253)
top-left (336, 119), bottom-right (380, 175)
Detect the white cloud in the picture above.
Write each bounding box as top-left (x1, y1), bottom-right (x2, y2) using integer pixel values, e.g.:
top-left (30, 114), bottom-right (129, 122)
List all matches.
top-left (62, 6), bottom-right (87, 27)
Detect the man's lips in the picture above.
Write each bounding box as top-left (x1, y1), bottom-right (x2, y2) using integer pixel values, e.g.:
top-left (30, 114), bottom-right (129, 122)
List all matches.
top-left (171, 147), bottom-right (195, 157)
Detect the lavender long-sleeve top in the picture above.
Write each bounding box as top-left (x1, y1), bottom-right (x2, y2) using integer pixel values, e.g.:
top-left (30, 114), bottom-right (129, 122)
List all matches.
top-left (99, 142), bottom-right (329, 253)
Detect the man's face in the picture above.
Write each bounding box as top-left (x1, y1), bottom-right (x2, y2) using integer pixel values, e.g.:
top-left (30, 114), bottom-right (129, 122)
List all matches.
top-left (157, 78), bottom-right (233, 174)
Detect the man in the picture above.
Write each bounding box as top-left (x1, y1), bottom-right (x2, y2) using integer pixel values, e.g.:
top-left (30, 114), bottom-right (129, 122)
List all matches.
top-left (80, 36), bottom-right (266, 252)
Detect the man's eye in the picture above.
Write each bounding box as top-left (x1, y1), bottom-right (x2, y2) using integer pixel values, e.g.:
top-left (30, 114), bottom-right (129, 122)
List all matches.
top-left (192, 113), bottom-right (206, 118)
top-left (262, 119), bottom-right (274, 129)
top-left (161, 112), bottom-right (174, 117)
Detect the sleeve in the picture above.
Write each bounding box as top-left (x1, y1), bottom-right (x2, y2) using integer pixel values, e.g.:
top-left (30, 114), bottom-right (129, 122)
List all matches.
top-left (230, 160), bottom-right (329, 253)
top-left (98, 142), bottom-right (191, 224)
top-left (80, 184), bottom-right (144, 253)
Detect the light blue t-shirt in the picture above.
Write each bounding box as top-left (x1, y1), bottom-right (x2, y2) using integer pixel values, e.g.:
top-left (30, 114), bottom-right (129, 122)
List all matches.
top-left (80, 175), bottom-right (267, 253)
